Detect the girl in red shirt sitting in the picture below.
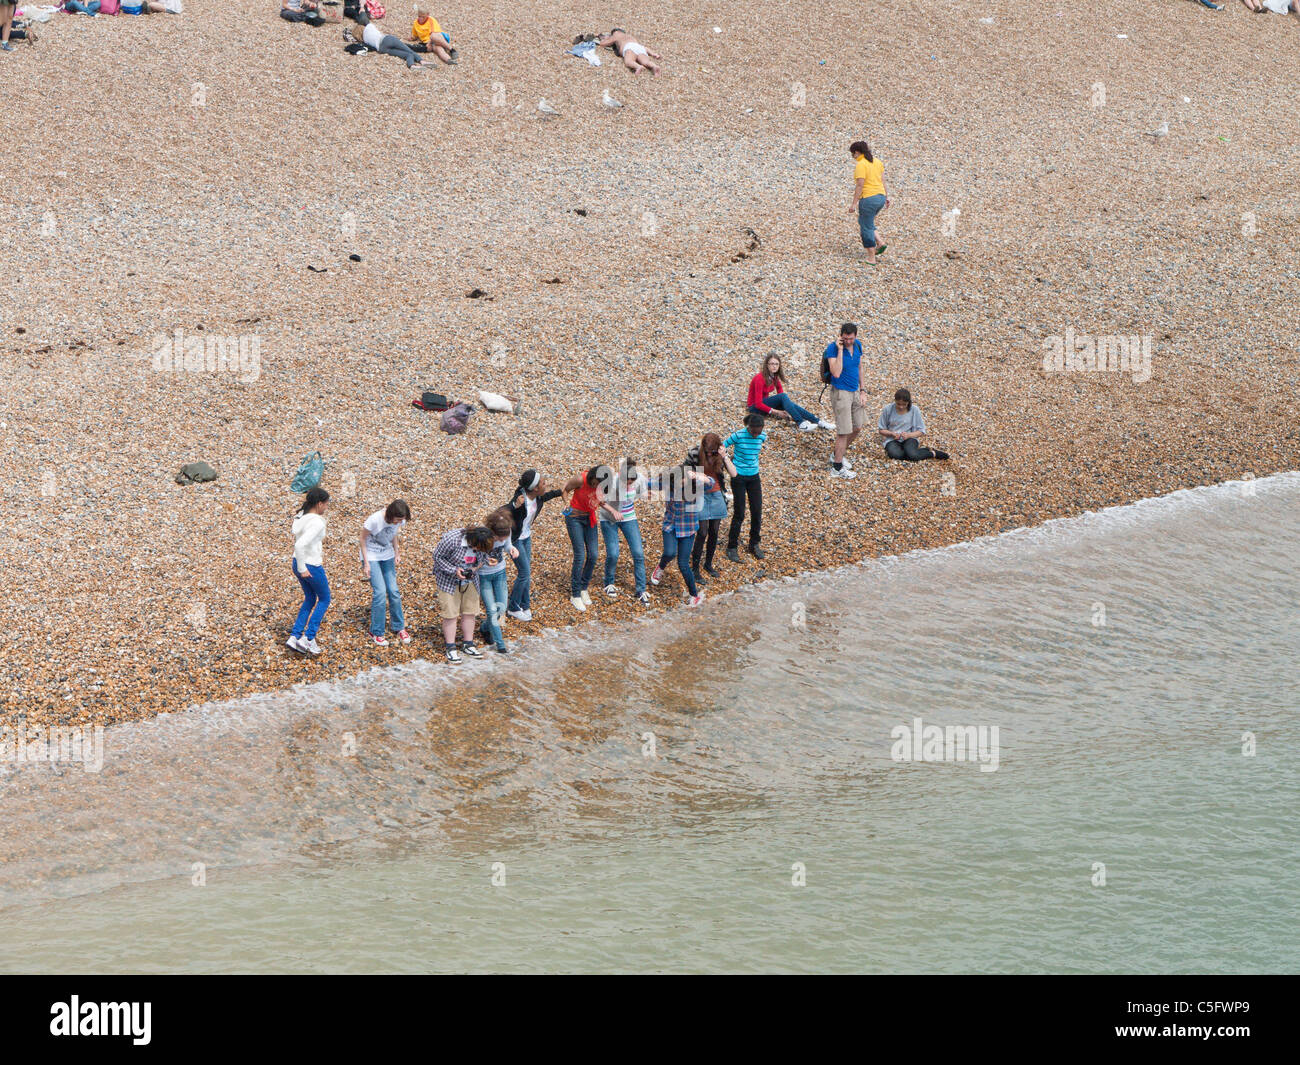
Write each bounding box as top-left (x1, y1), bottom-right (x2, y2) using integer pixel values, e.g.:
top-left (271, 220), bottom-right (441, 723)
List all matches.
top-left (747, 354), bottom-right (834, 433)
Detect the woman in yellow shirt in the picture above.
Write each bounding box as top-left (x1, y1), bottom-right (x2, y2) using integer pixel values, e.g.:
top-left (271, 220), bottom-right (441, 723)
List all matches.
top-left (850, 139), bottom-right (889, 264)
top-left (409, 5), bottom-right (455, 64)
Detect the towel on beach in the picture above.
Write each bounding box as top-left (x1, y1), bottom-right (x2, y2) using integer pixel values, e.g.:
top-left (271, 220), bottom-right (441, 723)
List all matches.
top-left (567, 41), bottom-right (602, 66)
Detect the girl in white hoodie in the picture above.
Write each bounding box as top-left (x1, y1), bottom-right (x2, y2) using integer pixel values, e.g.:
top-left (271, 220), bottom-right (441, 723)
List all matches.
top-left (289, 487), bottom-right (331, 655)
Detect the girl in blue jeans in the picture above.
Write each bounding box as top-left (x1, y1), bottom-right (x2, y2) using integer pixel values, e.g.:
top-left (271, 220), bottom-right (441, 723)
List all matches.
top-left (478, 509), bottom-right (519, 653)
top-left (360, 499), bottom-right (411, 646)
top-left (289, 486), bottom-right (331, 656)
top-left (561, 465), bottom-right (620, 613)
top-left (649, 465), bottom-right (715, 607)
top-left (505, 470), bottom-right (563, 621)
top-left (600, 457), bottom-right (649, 606)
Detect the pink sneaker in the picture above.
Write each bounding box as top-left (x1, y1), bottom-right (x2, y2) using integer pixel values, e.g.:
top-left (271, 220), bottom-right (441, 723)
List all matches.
top-left (650, 565), bottom-right (664, 585)
top-left (396, 629), bottom-right (411, 644)
top-left (372, 634), bottom-right (389, 646)
top-left (689, 591), bottom-right (706, 607)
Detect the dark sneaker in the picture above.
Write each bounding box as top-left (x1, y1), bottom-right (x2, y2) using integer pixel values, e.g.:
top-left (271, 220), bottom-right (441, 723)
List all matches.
top-left (725, 548), bottom-right (741, 564)
top-left (703, 562), bottom-right (719, 577)
top-left (747, 544), bottom-right (766, 560)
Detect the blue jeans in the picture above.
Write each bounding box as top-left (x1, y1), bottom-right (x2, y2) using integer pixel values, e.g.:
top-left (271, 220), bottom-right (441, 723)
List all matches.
top-left (477, 569), bottom-right (509, 649)
top-left (658, 529), bottom-right (698, 597)
top-left (858, 193), bottom-right (886, 249)
top-left (291, 561), bottom-right (331, 640)
top-left (67, 0), bottom-right (101, 12)
top-left (565, 512), bottom-right (598, 597)
top-left (600, 517), bottom-right (646, 596)
top-left (366, 557), bottom-right (404, 636)
top-left (507, 535), bottom-right (533, 612)
top-left (749, 392), bottom-right (819, 426)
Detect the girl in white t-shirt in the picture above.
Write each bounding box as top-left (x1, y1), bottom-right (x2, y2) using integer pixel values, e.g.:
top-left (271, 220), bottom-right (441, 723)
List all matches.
top-left (359, 499), bottom-right (412, 645)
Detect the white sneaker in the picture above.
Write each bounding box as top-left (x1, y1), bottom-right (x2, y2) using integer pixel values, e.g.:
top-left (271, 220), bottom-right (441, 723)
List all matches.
top-left (604, 584), bottom-right (618, 599)
top-left (638, 591), bottom-right (651, 606)
top-left (843, 455), bottom-right (854, 471)
top-left (580, 590), bottom-right (592, 606)
top-left (688, 591), bottom-right (706, 607)
top-left (304, 637), bottom-right (323, 655)
top-left (506, 608), bottom-right (532, 622)
top-left (818, 418), bottom-right (835, 431)
top-left (570, 596), bottom-right (587, 612)
top-left (830, 466), bottom-right (857, 479)
top-left (286, 635), bottom-right (306, 653)
top-left (797, 420), bottom-right (817, 432)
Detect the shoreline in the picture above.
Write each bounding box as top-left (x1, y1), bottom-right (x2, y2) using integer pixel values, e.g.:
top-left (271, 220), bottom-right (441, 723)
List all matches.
top-left (3, 469), bottom-right (1294, 737)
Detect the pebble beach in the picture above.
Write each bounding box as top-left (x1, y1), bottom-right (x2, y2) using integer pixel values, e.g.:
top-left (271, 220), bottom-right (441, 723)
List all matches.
top-left (1, 0), bottom-right (1297, 727)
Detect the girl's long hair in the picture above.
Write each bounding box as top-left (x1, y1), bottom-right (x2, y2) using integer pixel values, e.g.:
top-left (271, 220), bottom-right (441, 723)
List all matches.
top-left (699, 433), bottom-right (724, 481)
top-left (850, 139), bottom-right (874, 163)
top-left (761, 353), bottom-right (786, 387)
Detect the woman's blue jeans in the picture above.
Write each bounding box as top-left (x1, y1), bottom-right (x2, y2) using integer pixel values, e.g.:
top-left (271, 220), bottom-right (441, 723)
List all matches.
top-left (858, 193), bottom-right (886, 249)
top-left (565, 513), bottom-right (599, 597)
top-left (366, 557), bottom-right (404, 636)
top-left (658, 529), bottom-right (698, 597)
top-left (749, 392), bottom-right (818, 426)
top-left (507, 535), bottom-right (533, 612)
top-left (600, 517), bottom-right (646, 595)
top-left (477, 569), bottom-right (509, 649)
top-left (292, 561), bottom-right (331, 640)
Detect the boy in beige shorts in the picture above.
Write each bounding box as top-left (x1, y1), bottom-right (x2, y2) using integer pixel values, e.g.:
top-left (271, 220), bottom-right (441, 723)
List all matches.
top-left (823, 323), bottom-right (868, 479)
top-left (432, 525), bottom-right (495, 663)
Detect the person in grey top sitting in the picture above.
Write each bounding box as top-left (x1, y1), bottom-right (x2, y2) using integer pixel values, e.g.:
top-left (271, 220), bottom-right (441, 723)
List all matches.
top-left (878, 388), bottom-right (949, 461)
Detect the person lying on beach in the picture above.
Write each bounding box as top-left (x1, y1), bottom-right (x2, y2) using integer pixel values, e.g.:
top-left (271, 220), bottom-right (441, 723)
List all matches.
top-left (346, 18), bottom-right (428, 67)
top-left (142, 0), bottom-right (185, 11)
top-left (409, 5), bottom-right (455, 63)
top-left (878, 388), bottom-right (949, 462)
top-left (598, 28), bottom-right (661, 75)
top-left (281, 0), bottom-right (332, 25)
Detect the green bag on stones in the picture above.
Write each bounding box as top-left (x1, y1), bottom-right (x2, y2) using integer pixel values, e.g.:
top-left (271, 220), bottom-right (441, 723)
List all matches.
top-left (290, 451), bottom-right (325, 493)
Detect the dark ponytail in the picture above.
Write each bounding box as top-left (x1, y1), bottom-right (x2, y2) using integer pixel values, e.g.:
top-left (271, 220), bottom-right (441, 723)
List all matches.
top-left (299, 486), bottom-right (330, 515)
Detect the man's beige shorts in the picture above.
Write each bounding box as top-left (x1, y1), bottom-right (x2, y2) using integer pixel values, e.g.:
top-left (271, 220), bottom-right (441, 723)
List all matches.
top-left (438, 584), bottom-right (481, 621)
top-left (831, 388), bottom-right (868, 435)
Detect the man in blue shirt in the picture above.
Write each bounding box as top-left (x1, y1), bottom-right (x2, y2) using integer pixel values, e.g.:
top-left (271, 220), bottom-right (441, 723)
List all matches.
top-left (825, 322), bottom-right (867, 479)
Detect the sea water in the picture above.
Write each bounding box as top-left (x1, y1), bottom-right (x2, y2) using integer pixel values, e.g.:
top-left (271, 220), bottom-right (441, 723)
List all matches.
top-left (1, 474), bottom-right (1296, 973)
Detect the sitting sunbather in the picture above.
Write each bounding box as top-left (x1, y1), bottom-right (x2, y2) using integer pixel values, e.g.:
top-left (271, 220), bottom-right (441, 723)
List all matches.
top-left (409, 5), bottom-right (455, 63)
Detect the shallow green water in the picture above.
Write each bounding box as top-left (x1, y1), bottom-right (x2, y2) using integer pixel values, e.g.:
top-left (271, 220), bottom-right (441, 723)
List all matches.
top-left (2, 475), bottom-right (1296, 973)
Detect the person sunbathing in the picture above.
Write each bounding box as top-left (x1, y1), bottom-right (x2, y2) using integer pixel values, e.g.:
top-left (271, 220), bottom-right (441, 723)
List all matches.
top-left (280, 0), bottom-right (332, 25)
top-left (598, 27), bottom-right (661, 75)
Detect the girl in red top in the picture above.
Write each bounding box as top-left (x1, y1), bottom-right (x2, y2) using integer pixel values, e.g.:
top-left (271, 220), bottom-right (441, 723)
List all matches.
top-left (747, 354), bottom-right (834, 433)
top-left (561, 466), bottom-right (620, 612)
